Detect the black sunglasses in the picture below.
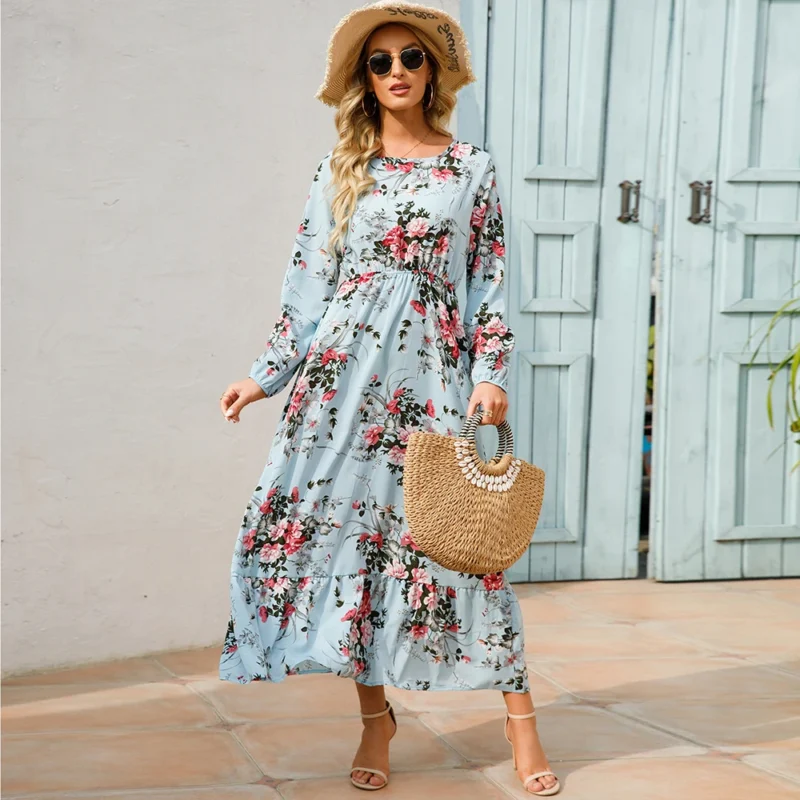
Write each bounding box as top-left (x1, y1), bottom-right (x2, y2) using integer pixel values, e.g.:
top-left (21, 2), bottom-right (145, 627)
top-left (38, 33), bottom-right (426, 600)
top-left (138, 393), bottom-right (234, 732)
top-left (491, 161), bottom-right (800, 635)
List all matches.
top-left (366, 47), bottom-right (427, 76)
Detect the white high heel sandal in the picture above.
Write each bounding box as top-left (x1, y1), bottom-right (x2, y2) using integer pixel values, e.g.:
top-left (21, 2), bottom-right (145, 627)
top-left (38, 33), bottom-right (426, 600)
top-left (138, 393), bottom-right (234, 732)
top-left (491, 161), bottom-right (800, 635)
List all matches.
top-left (505, 710), bottom-right (561, 796)
top-left (350, 702), bottom-right (397, 791)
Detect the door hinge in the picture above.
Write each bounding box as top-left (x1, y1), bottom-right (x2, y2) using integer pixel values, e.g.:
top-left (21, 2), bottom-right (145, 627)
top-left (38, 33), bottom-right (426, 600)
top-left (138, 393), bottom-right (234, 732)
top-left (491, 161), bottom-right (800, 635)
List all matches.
top-left (488, 0), bottom-right (493, 19)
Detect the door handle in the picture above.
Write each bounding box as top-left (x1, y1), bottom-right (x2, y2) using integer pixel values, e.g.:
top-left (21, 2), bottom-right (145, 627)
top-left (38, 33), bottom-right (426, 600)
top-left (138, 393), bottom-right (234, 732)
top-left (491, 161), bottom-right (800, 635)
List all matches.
top-left (618, 180), bottom-right (641, 223)
top-left (688, 180), bottom-right (712, 224)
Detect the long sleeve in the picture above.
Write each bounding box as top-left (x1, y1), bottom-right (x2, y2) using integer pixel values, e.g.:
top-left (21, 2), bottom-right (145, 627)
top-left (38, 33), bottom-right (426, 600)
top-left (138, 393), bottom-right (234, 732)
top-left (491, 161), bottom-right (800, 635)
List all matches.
top-left (248, 153), bottom-right (340, 397)
top-left (463, 157), bottom-right (516, 392)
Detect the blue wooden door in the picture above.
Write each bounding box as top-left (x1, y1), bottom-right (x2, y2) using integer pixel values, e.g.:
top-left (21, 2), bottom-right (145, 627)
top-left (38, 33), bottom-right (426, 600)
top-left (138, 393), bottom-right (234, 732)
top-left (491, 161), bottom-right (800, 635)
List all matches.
top-left (482, 0), bottom-right (671, 581)
top-left (651, 0), bottom-right (800, 579)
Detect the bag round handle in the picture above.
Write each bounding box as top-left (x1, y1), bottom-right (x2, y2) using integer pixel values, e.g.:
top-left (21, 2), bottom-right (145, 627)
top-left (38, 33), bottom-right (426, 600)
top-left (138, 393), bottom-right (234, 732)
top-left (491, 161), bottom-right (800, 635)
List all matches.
top-left (458, 408), bottom-right (514, 461)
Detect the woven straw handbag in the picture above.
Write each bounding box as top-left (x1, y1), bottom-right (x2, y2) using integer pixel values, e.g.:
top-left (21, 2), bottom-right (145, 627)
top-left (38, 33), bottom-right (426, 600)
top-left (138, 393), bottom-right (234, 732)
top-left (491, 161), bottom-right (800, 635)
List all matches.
top-left (402, 410), bottom-right (546, 575)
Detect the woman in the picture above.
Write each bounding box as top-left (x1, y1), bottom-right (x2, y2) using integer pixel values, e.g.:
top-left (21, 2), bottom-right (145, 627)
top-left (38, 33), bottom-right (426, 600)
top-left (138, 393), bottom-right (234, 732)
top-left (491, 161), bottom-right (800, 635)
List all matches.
top-left (218, 2), bottom-right (559, 795)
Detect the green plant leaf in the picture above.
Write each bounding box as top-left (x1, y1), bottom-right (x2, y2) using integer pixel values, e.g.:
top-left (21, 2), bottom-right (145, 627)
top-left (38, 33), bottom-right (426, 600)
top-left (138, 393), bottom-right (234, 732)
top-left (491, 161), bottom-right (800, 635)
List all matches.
top-left (766, 377), bottom-right (776, 428)
top-left (791, 346), bottom-right (800, 420)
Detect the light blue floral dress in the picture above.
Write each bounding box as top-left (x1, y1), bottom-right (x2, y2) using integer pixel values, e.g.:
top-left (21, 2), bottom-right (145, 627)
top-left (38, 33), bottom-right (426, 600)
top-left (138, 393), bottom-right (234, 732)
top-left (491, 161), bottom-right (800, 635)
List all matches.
top-left (220, 139), bottom-right (529, 693)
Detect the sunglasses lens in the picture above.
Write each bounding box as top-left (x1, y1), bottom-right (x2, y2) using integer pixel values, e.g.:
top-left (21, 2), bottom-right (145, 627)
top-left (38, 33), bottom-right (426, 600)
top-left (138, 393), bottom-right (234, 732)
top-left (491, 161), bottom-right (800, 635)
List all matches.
top-left (401, 48), bottom-right (425, 70)
top-left (368, 54), bottom-right (392, 75)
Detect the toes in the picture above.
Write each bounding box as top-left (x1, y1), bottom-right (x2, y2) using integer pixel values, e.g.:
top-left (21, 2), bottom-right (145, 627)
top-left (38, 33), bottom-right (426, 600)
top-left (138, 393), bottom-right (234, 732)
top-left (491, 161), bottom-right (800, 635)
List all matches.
top-left (526, 776), bottom-right (557, 794)
top-left (352, 770), bottom-right (385, 788)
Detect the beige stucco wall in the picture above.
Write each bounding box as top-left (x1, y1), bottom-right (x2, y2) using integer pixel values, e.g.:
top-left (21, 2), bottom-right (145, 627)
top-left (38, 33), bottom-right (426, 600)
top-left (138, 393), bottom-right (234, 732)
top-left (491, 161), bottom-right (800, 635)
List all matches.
top-left (2, 0), bottom-right (462, 675)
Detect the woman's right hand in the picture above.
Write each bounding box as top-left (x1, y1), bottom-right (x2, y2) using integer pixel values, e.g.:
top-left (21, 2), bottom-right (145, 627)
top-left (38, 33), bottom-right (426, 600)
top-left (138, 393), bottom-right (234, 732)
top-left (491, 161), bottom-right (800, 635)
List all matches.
top-left (220, 378), bottom-right (267, 423)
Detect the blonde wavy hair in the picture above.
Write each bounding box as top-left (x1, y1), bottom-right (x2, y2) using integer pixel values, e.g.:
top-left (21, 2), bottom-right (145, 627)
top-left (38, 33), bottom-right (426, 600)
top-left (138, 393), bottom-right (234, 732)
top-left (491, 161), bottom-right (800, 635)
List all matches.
top-left (326, 24), bottom-right (457, 259)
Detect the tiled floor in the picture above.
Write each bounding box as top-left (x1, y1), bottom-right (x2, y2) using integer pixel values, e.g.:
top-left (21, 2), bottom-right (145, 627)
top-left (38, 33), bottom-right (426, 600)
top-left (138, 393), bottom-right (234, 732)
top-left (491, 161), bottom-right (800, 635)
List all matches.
top-left (4, 578), bottom-right (800, 799)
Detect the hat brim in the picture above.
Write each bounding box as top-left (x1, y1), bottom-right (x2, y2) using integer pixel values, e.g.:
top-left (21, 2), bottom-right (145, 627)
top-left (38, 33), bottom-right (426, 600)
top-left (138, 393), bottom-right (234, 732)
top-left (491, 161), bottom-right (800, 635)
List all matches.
top-left (315, 1), bottom-right (477, 108)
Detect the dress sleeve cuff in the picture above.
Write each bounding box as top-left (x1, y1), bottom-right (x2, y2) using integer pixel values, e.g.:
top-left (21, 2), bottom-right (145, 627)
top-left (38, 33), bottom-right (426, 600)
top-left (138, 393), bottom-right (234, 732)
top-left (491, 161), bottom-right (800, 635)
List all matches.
top-left (471, 362), bottom-right (510, 394)
top-left (248, 358), bottom-right (286, 399)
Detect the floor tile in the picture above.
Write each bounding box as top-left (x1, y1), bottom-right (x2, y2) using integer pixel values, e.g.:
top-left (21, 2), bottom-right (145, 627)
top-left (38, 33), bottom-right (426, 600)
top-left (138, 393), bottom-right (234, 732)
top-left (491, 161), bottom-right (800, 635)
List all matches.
top-left (484, 757), bottom-right (800, 800)
top-left (235, 716), bottom-right (463, 780)
top-left (612, 697), bottom-right (800, 750)
top-left (153, 645), bottom-right (223, 680)
top-left (764, 589), bottom-right (800, 606)
top-left (771, 659), bottom-right (800, 677)
top-left (385, 686), bottom-right (508, 712)
top-left (515, 591), bottom-right (604, 623)
top-left (532, 579), bottom-right (725, 595)
top-left (714, 579), bottom-right (800, 593)
top-left (532, 657), bottom-right (800, 702)
top-left (17, 789), bottom-right (280, 800)
top-left (278, 769), bottom-right (509, 799)
top-left (744, 751), bottom-right (800, 785)
top-left (2, 682), bottom-right (91, 705)
top-left (2, 657), bottom-right (172, 686)
top-left (556, 590), bottom-right (800, 623)
top-left (418, 705), bottom-right (699, 764)
top-left (1, 729), bottom-right (261, 795)
top-left (191, 673), bottom-right (365, 723)
top-left (2, 682), bottom-right (219, 733)
top-left (523, 622), bottom-right (708, 660)
top-left (648, 618), bottom-right (800, 656)
top-left (5, 576), bottom-right (800, 799)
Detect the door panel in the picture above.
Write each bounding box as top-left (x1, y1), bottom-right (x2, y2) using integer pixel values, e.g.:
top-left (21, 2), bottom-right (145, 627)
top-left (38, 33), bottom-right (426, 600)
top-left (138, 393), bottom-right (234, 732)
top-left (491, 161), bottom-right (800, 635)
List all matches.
top-left (582, 0), bottom-right (672, 579)
top-left (725, 0), bottom-right (800, 184)
top-left (652, 0), bottom-right (800, 580)
top-left (487, 0), bottom-right (669, 581)
top-left (521, 0), bottom-right (610, 181)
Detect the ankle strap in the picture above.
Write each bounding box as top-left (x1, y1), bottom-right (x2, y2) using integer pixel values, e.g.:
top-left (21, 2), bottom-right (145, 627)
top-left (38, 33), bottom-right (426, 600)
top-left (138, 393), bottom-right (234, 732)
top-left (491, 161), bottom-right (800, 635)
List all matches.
top-left (361, 702), bottom-right (392, 720)
top-left (507, 710), bottom-right (537, 720)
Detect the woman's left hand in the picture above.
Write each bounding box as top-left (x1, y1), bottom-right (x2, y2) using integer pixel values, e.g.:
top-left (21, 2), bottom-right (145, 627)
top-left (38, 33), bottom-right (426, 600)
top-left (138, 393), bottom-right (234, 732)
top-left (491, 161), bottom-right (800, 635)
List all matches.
top-left (467, 382), bottom-right (509, 425)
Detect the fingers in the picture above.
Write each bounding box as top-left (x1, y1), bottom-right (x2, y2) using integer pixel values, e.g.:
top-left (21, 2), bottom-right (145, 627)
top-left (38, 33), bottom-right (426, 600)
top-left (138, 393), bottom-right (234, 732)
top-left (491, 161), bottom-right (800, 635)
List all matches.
top-left (220, 386), bottom-right (245, 424)
top-left (480, 397), bottom-right (498, 425)
top-left (491, 394), bottom-right (509, 426)
top-left (478, 400), bottom-right (492, 425)
top-left (468, 396), bottom-right (495, 425)
top-left (225, 395), bottom-right (247, 423)
top-left (468, 384), bottom-right (509, 426)
top-left (220, 389), bottom-right (233, 418)
top-left (220, 379), bottom-right (266, 425)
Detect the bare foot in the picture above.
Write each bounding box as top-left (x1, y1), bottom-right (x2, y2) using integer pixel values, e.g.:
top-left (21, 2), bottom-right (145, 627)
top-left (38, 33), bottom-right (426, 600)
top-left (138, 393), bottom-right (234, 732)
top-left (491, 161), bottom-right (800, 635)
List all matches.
top-left (507, 715), bottom-right (559, 794)
top-left (351, 710), bottom-right (397, 789)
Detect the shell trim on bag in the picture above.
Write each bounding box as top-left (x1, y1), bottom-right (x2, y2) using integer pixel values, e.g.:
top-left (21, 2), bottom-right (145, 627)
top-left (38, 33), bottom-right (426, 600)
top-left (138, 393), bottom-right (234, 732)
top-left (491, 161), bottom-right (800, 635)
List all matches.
top-left (454, 438), bottom-right (522, 492)
top-left (403, 411), bottom-right (546, 575)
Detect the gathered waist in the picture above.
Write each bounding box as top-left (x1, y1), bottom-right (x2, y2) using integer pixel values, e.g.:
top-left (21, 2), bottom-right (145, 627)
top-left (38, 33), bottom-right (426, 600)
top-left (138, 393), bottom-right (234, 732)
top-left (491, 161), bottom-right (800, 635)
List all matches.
top-left (335, 267), bottom-right (456, 298)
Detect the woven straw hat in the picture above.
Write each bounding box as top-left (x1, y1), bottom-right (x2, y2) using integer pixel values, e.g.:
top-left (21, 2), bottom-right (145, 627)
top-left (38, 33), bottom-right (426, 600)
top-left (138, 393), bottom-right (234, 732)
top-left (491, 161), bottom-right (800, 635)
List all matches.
top-left (315, 1), bottom-right (477, 108)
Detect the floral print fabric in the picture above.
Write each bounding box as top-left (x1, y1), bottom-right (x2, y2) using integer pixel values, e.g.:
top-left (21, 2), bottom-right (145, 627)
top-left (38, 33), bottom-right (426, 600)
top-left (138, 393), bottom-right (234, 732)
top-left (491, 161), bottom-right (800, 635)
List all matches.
top-left (220, 139), bottom-right (529, 693)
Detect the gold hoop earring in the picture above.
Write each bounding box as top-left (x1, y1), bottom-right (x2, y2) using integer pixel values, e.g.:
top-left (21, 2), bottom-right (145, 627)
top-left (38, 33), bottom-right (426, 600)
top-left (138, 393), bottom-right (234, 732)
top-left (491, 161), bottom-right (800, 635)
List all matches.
top-left (362, 91), bottom-right (378, 117)
top-left (423, 83), bottom-right (435, 111)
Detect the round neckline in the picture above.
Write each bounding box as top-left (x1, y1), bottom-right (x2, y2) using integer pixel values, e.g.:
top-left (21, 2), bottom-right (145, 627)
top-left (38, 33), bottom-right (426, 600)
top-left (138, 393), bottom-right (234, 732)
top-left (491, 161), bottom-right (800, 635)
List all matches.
top-left (375, 138), bottom-right (458, 165)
